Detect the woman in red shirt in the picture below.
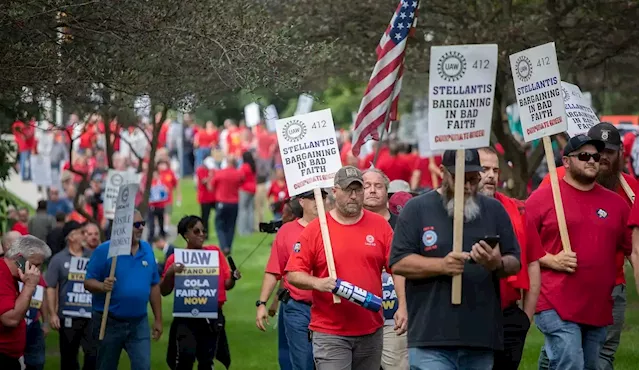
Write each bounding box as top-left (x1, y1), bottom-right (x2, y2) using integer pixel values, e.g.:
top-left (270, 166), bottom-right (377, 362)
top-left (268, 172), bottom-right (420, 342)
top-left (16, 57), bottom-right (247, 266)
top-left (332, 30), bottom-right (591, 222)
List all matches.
top-left (194, 121), bottom-right (219, 168)
top-left (268, 166), bottom-right (289, 220)
top-left (237, 152), bottom-right (257, 236)
top-left (160, 215), bottom-right (239, 370)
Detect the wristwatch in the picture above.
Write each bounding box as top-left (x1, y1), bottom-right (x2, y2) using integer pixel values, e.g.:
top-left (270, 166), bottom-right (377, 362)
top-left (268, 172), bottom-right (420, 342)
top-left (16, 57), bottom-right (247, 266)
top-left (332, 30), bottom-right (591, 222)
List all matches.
top-left (255, 300), bottom-right (267, 307)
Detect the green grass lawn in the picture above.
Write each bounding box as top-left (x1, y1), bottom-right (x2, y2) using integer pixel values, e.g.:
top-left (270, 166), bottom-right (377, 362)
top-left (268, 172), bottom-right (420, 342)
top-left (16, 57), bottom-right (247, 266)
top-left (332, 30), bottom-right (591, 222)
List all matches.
top-left (40, 179), bottom-right (639, 369)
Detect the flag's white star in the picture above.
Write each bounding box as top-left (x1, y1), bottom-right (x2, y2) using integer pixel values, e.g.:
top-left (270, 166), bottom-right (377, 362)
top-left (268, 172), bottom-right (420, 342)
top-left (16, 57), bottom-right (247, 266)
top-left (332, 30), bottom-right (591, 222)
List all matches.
top-left (397, 23), bottom-right (405, 29)
top-left (412, 1), bottom-right (418, 7)
top-left (402, 0), bottom-right (408, 8)
top-left (409, 12), bottom-right (414, 18)
top-left (395, 33), bottom-right (402, 40)
top-left (399, 12), bottom-right (406, 19)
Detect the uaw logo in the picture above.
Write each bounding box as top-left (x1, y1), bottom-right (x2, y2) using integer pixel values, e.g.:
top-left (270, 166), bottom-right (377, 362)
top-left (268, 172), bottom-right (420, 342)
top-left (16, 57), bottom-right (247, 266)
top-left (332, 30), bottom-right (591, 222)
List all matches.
top-left (600, 130), bottom-right (610, 141)
top-left (282, 119), bottom-right (307, 142)
top-left (437, 51), bottom-right (467, 82)
top-left (365, 234), bottom-right (376, 247)
top-left (422, 230), bottom-right (438, 248)
top-left (596, 208), bottom-right (608, 219)
top-left (111, 173), bottom-right (124, 187)
top-left (293, 242), bottom-right (301, 253)
top-left (562, 87), bottom-right (570, 102)
top-left (515, 56), bottom-right (533, 82)
top-left (121, 187), bottom-right (129, 202)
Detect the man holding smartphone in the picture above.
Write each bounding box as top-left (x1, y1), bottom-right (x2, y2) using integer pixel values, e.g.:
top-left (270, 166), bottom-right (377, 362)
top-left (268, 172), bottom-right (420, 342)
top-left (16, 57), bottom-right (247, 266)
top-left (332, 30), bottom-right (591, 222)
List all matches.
top-left (0, 235), bottom-right (51, 370)
top-left (390, 149), bottom-right (521, 370)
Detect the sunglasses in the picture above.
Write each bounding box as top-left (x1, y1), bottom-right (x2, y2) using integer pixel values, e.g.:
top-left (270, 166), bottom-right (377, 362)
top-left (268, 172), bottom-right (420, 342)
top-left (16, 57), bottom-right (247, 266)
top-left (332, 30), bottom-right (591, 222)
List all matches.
top-left (568, 152), bottom-right (600, 162)
top-left (133, 221), bottom-right (146, 229)
top-left (191, 228), bottom-right (205, 235)
top-left (451, 174), bottom-right (481, 185)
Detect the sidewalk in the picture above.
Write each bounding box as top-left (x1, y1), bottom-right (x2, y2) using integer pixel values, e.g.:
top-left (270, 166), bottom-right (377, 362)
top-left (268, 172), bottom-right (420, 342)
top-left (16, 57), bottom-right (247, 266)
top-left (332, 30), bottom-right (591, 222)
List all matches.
top-left (3, 170), bottom-right (42, 208)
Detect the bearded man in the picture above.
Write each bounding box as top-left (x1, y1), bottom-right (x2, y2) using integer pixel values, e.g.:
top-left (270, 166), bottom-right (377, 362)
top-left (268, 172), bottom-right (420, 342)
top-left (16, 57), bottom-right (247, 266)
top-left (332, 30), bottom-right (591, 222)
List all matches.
top-left (539, 123), bottom-right (639, 370)
top-left (390, 149), bottom-right (521, 370)
top-left (527, 135), bottom-right (634, 370)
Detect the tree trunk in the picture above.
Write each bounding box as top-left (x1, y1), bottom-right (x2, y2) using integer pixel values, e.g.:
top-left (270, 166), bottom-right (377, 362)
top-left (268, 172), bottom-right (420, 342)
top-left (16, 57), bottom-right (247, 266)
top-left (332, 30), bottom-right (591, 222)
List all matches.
top-left (138, 106), bottom-right (167, 215)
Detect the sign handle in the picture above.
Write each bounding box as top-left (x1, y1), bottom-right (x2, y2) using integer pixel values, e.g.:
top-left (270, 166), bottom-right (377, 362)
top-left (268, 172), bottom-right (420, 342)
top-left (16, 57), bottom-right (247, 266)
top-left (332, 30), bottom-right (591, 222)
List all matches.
top-left (314, 187), bottom-right (341, 304)
top-left (451, 149), bottom-right (465, 305)
top-left (429, 155), bottom-right (439, 189)
top-left (99, 256), bottom-right (118, 340)
top-left (542, 136), bottom-right (572, 252)
top-left (618, 173), bottom-right (635, 203)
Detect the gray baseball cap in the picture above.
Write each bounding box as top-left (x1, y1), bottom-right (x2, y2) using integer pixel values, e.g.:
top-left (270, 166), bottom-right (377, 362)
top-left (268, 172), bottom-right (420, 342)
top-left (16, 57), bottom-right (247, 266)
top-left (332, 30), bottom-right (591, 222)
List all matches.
top-left (334, 166), bottom-right (364, 188)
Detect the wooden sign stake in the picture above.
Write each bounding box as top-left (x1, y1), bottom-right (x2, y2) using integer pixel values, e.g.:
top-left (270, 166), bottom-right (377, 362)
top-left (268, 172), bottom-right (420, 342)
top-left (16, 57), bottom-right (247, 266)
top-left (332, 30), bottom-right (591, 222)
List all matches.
top-left (451, 149), bottom-right (465, 305)
top-left (618, 173), bottom-right (635, 203)
top-left (99, 256), bottom-right (118, 340)
top-left (314, 188), bottom-right (341, 304)
top-left (542, 136), bottom-right (572, 252)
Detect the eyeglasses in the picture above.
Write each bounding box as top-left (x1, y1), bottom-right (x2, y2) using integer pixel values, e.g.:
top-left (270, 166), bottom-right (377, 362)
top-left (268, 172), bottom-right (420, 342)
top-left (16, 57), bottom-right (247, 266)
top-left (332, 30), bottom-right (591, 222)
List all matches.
top-left (339, 186), bottom-right (364, 195)
top-left (191, 228), bottom-right (205, 235)
top-left (133, 221), bottom-right (146, 229)
top-left (567, 152), bottom-right (600, 162)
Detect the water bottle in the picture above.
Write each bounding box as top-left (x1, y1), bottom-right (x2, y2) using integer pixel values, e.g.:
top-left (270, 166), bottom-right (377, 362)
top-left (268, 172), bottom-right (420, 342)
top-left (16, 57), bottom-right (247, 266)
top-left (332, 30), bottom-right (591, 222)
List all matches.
top-left (332, 278), bottom-right (382, 312)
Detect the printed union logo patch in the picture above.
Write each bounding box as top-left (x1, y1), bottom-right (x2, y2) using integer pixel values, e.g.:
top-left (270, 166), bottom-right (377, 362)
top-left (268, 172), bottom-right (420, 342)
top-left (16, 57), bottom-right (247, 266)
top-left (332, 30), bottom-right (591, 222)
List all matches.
top-left (422, 230), bottom-right (437, 247)
top-left (437, 51), bottom-right (466, 82)
top-left (293, 242), bottom-right (301, 253)
top-left (282, 120), bottom-right (307, 142)
top-left (596, 208), bottom-right (608, 219)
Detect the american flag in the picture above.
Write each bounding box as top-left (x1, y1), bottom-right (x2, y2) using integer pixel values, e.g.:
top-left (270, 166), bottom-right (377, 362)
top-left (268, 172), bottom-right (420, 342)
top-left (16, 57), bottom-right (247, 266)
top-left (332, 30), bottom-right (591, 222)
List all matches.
top-left (351, 0), bottom-right (419, 157)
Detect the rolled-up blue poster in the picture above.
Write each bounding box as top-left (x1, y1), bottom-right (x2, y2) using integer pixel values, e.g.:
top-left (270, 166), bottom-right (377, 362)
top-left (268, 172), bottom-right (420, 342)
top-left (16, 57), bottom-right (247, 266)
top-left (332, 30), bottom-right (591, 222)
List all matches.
top-left (332, 278), bottom-right (382, 312)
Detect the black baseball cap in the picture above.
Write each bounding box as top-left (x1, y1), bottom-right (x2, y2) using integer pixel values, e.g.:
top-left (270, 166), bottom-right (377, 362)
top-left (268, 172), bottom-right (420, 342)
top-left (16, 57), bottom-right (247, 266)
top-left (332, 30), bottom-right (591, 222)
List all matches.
top-left (442, 149), bottom-right (483, 174)
top-left (587, 122), bottom-right (621, 151)
top-left (563, 134), bottom-right (605, 156)
top-left (63, 220), bottom-right (84, 240)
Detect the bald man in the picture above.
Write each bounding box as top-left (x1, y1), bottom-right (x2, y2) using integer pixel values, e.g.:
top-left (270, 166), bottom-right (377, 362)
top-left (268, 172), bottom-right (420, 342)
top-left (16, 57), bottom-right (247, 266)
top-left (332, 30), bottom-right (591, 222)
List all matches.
top-left (1, 231), bottom-right (21, 256)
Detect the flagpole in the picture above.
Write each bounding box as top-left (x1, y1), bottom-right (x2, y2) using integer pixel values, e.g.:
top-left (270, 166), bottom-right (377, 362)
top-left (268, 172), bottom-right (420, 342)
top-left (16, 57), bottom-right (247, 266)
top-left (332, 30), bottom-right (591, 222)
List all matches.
top-left (372, 102), bottom-right (393, 167)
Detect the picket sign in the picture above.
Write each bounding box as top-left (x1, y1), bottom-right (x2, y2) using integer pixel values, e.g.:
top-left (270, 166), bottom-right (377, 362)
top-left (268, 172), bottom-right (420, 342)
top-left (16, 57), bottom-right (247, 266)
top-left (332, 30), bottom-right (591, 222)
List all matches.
top-left (275, 109), bottom-right (343, 303)
top-left (427, 44), bottom-right (498, 304)
top-left (510, 42), bottom-right (571, 253)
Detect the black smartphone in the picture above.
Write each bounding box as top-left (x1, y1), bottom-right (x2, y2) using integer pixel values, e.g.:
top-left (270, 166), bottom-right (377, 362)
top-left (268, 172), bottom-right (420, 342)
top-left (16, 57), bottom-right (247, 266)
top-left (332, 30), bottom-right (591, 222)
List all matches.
top-left (15, 256), bottom-right (27, 273)
top-left (468, 236), bottom-right (501, 264)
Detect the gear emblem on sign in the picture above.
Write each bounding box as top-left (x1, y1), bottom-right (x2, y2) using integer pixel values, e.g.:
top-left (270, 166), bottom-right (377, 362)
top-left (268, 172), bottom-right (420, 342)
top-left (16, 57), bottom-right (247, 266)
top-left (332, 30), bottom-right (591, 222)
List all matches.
top-left (437, 51), bottom-right (467, 82)
top-left (515, 56), bottom-right (533, 82)
top-left (282, 120), bottom-right (307, 142)
top-left (562, 87), bottom-right (570, 102)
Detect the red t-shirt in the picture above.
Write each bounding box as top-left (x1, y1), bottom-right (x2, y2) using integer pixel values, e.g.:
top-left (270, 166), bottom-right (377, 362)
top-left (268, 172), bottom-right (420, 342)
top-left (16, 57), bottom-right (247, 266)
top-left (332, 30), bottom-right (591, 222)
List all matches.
top-left (265, 220), bottom-right (312, 303)
top-left (256, 132), bottom-right (276, 160)
top-left (526, 181), bottom-right (631, 327)
top-left (160, 169), bottom-right (178, 204)
top-left (12, 120), bottom-right (35, 152)
top-left (158, 123), bottom-right (169, 148)
top-left (414, 156), bottom-right (443, 189)
top-left (340, 141), bottom-right (353, 165)
top-left (268, 181), bottom-right (288, 213)
top-left (196, 166), bottom-right (216, 204)
top-left (496, 193), bottom-right (545, 309)
top-left (239, 163), bottom-right (256, 194)
top-left (629, 197), bottom-right (639, 228)
top-left (68, 203), bottom-right (104, 226)
top-left (212, 168), bottom-right (244, 204)
top-left (11, 222), bottom-right (28, 235)
top-left (359, 148), bottom-right (389, 170)
top-left (163, 246), bottom-right (232, 305)
top-left (226, 127), bottom-right (242, 156)
top-left (196, 130), bottom-right (219, 148)
top-left (540, 168), bottom-right (638, 286)
top-left (376, 155), bottom-right (413, 182)
top-left (79, 123), bottom-right (96, 150)
top-left (0, 259), bottom-right (26, 358)
top-left (285, 210), bottom-right (394, 336)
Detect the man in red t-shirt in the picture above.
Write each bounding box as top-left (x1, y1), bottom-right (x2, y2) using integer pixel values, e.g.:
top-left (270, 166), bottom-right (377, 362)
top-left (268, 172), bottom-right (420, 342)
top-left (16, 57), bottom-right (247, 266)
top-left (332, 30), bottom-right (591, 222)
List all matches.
top-left (630, 198), bottom-right (639, 290)
top-left (538, 123), bottom-right (638, 370)
top-left (478, 147), bottom-right (545, 370)
top-left (256, 190), bottom-right (326, 370)
top-left (376, 142), bottom-right (413, 182)
top-left (11, 208), bottom-right (30, 236)
top-left (12, 119), bottom-right (35, 181)
top-left (212, 158), bottom-right (245, 254)
top-left (0, 235), bottom-right (49, 369)
top-left (286, 166), bottom-right (398, 370)
top-left (527, 135), bottom-right (633, 370)
top-left (196, 158), bottom-right (217, 236)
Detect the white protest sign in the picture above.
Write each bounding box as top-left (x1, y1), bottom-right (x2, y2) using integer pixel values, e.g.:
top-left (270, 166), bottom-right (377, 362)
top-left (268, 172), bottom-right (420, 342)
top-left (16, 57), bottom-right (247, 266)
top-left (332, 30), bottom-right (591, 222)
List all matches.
top-left (30, 155), bottom-right (52, 187)
top-left (108, 184), bottom-right (138, 258)
top-left (509, 42), bottom-right (567, 142)
top-left (561, 82), bottom-right (599, 137)
top-left (265, 105), bottom-right (279, 132)
top-left (244, 102), bottom-right (261, 127)
top-left (294, 94), bottom-right (314, 116)
top-left (276, 109), bottom-right (342, 197)
top-left (104, 170), bottom-right (140, 220)
top-left (134, 95), bottom-right (151, 118)
top-left (428, 44), bottom-right (498, 150)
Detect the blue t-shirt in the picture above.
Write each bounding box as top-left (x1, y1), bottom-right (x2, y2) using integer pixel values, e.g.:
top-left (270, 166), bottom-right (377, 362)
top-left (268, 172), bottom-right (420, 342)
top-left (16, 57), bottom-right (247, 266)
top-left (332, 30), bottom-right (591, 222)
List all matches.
top-left (86, 240), bottom-right (160, 318)
top-left (47, 199), bottom-right (73, 216)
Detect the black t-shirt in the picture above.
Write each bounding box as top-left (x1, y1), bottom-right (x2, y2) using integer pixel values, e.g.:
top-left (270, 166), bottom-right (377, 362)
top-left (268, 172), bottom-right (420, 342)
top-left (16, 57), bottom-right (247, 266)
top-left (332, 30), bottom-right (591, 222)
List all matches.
top-left (388, 212), bottom-right (398, 229)
top-left (389, 191), bottom-right (520, 351)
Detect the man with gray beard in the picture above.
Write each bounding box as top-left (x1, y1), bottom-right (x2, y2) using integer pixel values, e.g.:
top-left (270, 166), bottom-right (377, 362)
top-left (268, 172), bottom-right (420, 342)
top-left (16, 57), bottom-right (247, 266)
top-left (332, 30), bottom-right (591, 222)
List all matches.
top-left (390, 149), bottom-right (521, 370)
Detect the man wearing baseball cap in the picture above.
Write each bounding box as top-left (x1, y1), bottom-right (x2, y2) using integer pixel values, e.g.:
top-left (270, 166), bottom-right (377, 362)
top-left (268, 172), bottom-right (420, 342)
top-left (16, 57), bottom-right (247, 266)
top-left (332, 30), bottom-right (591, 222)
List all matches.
top-left (539, 123), bottom-right (639, 370)
top-left (286, 166), bottom-right (400, 370)
top-left (528, 134), bottom-right (634, 369)
top-left (390, 148), bottom-right (521, 368)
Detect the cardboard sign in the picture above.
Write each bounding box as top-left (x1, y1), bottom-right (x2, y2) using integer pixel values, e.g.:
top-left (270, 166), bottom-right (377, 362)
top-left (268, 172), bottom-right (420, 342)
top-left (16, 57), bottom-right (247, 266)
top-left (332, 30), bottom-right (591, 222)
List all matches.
top-left (19, 282), bottom-right (44, 326)
top-left (294, 93), bottom-right (314, 116)
top-left (509, 42), bottom-right (567, 142)
top-left (428, 44), bottom-right (498, 150)
top-left (381, 272), bottom-right (398, 325)
top-left (561, 82), bottom-right (599, 137)
top-left (30, 155), bottom-right (52, 187)
top-left (104, 170), bottom-right (140, 219)
top-left (173, 249), bottom-right (220, 319)
top-left (276, 109), bottom-right (342, 197)
top-left (62, 257), bottom-right (92, 318)
top-left (108, 184), bottom-right (138, 258)
top-left (244, 102), bottom-right (261, 127)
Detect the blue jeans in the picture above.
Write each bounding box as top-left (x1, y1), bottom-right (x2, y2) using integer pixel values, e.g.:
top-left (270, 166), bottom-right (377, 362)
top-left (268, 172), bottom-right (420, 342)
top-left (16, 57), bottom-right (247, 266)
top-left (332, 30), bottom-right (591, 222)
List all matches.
top-left (215, 202), bottom-right (238, 253)
top-left (535, 309), bottom-right (607, 370)
top-left (194, 147), bottom-right (212, 168)
top-left (409, 347), bottom-right (493, 370)
top-left (283, 300), bottom-right (314, 370)
top-left (19, 150), bottom-right (31, 181)
top-left (92, 311), bottom-right (151, 370)
top-left (278, 304), bottom-right (293, 370)
top-left (24, 321), bottom-right (45, 370)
